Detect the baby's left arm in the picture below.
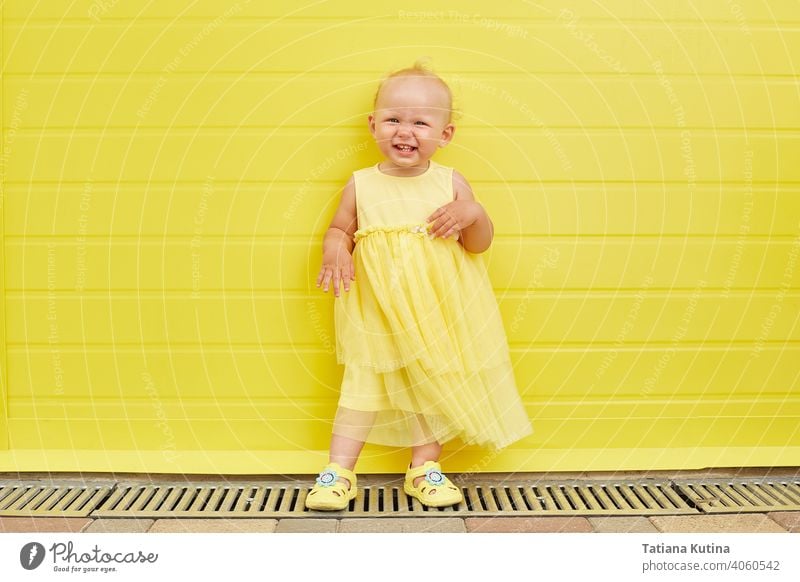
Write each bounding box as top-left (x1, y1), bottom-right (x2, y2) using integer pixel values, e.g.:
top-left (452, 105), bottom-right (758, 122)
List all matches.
top-left (426, 170), bottom-right (494, 253)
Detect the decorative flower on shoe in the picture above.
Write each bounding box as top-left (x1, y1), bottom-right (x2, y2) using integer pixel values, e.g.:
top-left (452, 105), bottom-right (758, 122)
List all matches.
top-left (316, 468), bottom-right (338, 487)
top-left (424, 467), bottom-right (446, 487)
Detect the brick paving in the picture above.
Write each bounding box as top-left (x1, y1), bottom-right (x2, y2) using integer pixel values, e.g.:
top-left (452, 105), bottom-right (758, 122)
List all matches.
top-left (587, 516), bottom-right (660, 533)
top-left (649, 514), bottom-right (789, 533)
top-left (464, 516), bottom-right (593, 533)
top-left (2, 514), bottom-right (796, 533)
top-left (766, 512), bottom-right (800, 533)
top-left (84, 519), bottom-right (154, 533)
top-left (339, 517), bottom-right (465, 533)
top-left (275, 519), bottom-right (338, 533)
top-left (0, 517), bottom-right (93, 533)
top-left (149, 518), bottom-right (279, 533)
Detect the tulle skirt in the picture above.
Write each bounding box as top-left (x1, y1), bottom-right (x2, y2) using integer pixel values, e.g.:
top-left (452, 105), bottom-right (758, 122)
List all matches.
top-left (333, 226), bottom-right (533, 449)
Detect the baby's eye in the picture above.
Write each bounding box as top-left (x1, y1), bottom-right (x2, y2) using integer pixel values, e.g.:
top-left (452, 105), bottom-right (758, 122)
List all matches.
top-left (386, 118), bottom-right (399, 123)
top-left (415, 121), bottom-right (428, 126)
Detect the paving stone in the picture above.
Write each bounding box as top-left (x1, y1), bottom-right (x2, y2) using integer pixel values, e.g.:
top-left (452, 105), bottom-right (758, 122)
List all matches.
top-left (767, 512), bottom-right (800, 533)
top-left (148, 518), bottom-right (278, 533)
top-left (0, 517), bottom-right (93, 533)
top-left (465, 516), bottom-right (592, 533)
top-left (649, 514), bottom-right (787, 533)
top-left (84, 519), bottom-right (154, 533)
top-left (275, 519), bottom-right (338, 533)
top-left (339, 517), bottom-right (465, 533)
top-left (588, 516), bottom-right (660, 533)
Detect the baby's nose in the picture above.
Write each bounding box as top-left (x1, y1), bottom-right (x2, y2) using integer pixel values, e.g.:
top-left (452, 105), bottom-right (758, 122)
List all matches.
top-left (397, 123), bottom-right (413, 135)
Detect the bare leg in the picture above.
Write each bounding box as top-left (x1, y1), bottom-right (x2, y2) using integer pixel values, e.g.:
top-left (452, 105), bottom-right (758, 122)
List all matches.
top-left (410, 440), bottom-right (443, 488)
top-left (329, 432), bottom-right (366, 486)
top-left (326, 408), bottom-right (377, 488)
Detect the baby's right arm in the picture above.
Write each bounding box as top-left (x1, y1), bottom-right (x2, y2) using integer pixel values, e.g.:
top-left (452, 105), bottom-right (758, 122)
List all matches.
top-left (315, 176), bottom-right (357, 297)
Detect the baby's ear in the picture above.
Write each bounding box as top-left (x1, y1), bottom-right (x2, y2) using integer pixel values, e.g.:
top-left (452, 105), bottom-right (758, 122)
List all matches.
top-left (367, 114), bottom-right (376, 136)
top-left (439, 123), bottom-right (455, 147)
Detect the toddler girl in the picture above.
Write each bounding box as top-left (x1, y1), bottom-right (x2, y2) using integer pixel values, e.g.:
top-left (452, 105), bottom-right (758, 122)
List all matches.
top-left (306, 62), bottom-right (533, 510)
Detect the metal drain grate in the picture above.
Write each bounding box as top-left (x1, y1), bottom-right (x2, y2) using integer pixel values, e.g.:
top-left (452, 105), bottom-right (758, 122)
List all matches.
top-left (0, 482), bottom-right (113, 517)
top-left (89, 479), bottom-right (696, 518)
top-left (673, 477), bottom-right (800, 513)
top-left (13, 477), bottom-right (797, 518)
top-left (92, 483), bottom-right (289, 518)
top-left (344, 480), bottom-right (696, 517)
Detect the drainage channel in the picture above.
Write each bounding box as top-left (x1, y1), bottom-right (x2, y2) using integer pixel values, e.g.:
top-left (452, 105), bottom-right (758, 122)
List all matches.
top-left (672, 477), bottom-right (800, 513)
top-left (0, 482), bottom-right (112, 518)
top-left (2, 477), bottom-right (798, 519)
top-left (90, 479), bottom-right (693, 518)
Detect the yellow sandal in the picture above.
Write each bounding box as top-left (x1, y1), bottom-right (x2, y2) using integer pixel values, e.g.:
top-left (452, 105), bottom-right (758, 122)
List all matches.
top-left (404, 461), bottom-right (463, 508)
top-left (305, 462), bottom-right (357, 511)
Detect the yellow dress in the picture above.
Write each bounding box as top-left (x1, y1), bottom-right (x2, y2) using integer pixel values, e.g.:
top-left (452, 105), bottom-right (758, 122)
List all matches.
top-left (333, 160), bottom-right (533, 451)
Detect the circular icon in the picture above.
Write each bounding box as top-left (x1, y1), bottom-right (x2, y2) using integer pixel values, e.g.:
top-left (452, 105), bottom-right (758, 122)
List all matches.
top-left (316, 470), bottom-right (337, 486)
top-left (20, 542), bottom-right (46, 570)
top-left (425, 469), bottom-right (445, 486)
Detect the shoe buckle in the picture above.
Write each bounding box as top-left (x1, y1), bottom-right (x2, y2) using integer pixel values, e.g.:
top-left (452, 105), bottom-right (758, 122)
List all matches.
top-left (316, 468), bottom-right (338, 487)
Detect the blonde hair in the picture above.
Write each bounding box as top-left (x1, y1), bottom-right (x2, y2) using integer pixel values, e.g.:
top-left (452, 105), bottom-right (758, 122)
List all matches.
top-left (373, 59), bottom-right (457, 122)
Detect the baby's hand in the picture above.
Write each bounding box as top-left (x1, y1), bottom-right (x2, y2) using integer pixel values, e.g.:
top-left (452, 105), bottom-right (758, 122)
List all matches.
top-left (316, 249), bottom-right (355, 297)
top-left (426, 200), bottom-right (481, 239)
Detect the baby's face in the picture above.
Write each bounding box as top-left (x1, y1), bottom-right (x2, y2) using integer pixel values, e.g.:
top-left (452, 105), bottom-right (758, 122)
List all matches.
top-left (368, 76), bottom-right (454, 174)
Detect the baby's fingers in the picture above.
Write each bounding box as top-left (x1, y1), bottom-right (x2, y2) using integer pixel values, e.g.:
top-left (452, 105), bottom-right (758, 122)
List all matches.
top-left (315, 266), bottom-right (327, 288)
top-left (317, 263), bottom-right (355, 296)
top-left (341, 264), bottom-right (355, 292)
top-left (429, 216), bottom-right (452, 238)
top-left (332, 267), bottom-right (342, 297)
top-left (318, 266), bottom-right (335, 292)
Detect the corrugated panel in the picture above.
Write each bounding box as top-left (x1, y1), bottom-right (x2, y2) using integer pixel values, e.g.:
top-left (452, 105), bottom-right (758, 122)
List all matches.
top-left (7, 240), bottom-right (800, 290)
top-left (0, 1), bottom-right (7, 451)
top-left (4, 400), bottom-right (798, 453)
top-left (2, 133), bottom-right (797, 182)
top-left (1, 1), bottom-right (798, 473)
top-left (5, 1), bottom-right (800, 21)
top-left (4, 21), bottom-right (798, 75)
top-left (6, 295), bottom-right (800, 345)
top-left (7, 78), bottom-right (800, 129)
top-left (5, 186), bottom-right (800, 237)
top-left (8, 348), bottom-right (800, 400)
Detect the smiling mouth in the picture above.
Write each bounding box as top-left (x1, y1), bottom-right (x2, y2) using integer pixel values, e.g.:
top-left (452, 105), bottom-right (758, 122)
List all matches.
top-left (394, 144), bottom-right (417, 152)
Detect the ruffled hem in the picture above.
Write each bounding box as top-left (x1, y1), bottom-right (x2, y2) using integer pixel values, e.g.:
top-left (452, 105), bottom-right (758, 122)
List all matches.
top-left (333, 361), bottom-right (533, 450)
top-left (335, 228), bottom-right (510, 375)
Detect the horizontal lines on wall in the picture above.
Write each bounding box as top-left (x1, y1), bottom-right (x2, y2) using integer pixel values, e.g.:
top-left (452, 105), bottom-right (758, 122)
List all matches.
top-left (1, 133), bottom-right (796, 182)
top-left (5, 0), bottom-right (800, 23)
top-left (6, 96), bottom-right (799, 126)
top-left (4, 20), bottom-right (799, 75)
top-left (5, 239), bottom-right (800, 290)
top-left (5, 184), bottom-right (798, 237)
top-left (6, 294), bottom-right (799, 344)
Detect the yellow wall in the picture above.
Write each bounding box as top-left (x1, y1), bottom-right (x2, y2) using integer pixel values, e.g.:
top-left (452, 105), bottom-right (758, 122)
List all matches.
top-left (1, 1), bottom-right (798, 474)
